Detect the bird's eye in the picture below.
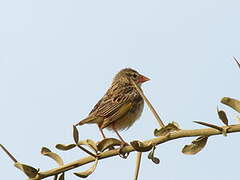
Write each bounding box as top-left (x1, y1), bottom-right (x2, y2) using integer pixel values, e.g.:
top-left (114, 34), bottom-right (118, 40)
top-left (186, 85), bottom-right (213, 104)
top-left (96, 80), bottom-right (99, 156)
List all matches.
top-left (132, 73), bottom-right (138, 79)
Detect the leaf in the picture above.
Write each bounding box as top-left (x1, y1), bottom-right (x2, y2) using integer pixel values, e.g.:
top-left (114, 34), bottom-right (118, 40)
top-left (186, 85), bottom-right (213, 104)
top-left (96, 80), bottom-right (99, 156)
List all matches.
top-left (130, 140), bottom-right (153, 152)
top-left (58, 173), bottom-right (65, 180)
top-left (97, 138), bottom-right (122, 152)
top-left (14, 162), bottom-right (39, 178)
top-left (233, 56), bottom-right (240, 69)
top-left (41, 147), bottom-right (64, 166)
top-left (182, 136), bottom-right (208, 155)
top-left (55, 144), bottom-right (76, 151)
top-left (73, 125), bottom-right (79, 143)
top-left (118, 144), bottom-right (130, 159)
top-left (148, 146), bottom-right (160, 164)
top-left (154, 122), bottom-right (180, 136)
top-left (74, 158), bottom-right (98, 178)
top-left (217, 108), bottom-right (228, 126)
top-left (78, 139), bottom-right (98, 152)
top-left (221, 97), bottom-right (240, 113)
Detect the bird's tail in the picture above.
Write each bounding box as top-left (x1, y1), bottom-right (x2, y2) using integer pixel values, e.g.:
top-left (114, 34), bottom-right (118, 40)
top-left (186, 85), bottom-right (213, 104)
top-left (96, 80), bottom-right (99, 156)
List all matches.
top-left (75, 116), bottom-right (96, 126)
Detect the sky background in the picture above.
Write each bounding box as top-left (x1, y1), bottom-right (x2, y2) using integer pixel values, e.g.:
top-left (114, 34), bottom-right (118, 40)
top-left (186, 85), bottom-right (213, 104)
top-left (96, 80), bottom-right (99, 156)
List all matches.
top-left (1, 0), bottom-right (240, 179)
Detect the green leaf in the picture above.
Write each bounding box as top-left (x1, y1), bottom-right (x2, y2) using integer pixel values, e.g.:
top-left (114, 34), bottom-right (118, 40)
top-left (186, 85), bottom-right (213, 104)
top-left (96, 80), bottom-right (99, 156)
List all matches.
top-left (97, 138), bottom-right (122, 152)
top-left (41, 147), bottom-right (64, 166)
top-left (182, 136), bottom-right (208, 155)
top-left (73, 125), bottom-right (79, 144)
top-left (74, 158), bottom-right (98, 178)
top-left (148, 146), bottom-right (160, 164)
top-left (221, 97), bottom-right (240, 113)
top-left (130, 140), bottom-right (153, 152)
top-left (217, 108), bottom-right (228, 126)
top-left (14, 162), bottom-right (39, 178)
top-left (55, 144), bottom-right (76, 151)
top-left (154, 122), bottom-right (180, 136)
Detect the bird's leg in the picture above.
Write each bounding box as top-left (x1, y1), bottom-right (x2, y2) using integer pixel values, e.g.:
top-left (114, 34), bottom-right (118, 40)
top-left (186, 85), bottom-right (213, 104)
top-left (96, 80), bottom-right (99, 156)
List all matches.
top-left (98, 125), bottom-right (106, 139)
top-left (112, 126), bottom-right (128, 145)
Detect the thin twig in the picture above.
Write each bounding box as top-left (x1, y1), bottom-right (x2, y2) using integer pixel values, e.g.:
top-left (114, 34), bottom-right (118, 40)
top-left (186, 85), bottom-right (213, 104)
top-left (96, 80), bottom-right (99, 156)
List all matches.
top-left (193, 121), bottom-right (223, 131)
top-left (131, 79), bottom-right (165, 128)
top-left (134, 152), bottom-right (142, 180)
top-left (75, 144), bottom-right (98, 158)
top-left (0, 144), bottom-right (18, 163)
top-left (233, 56), bottom-right (240, 69)
top-left (27, 124), bottom-right (240, 180)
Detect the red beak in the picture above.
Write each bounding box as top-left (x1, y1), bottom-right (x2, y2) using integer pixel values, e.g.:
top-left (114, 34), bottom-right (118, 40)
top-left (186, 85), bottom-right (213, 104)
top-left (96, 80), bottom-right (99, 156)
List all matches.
top-left (138, 74), bottom-right (150, 83)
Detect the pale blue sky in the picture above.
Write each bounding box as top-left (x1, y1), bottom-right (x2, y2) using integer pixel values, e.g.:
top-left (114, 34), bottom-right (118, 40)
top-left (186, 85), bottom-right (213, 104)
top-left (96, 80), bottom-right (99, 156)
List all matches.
top-left (1, 0), bottom-right (240, 179)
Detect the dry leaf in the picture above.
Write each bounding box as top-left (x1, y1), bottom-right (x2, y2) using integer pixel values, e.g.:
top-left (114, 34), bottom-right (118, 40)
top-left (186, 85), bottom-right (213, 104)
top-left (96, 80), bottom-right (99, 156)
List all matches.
top-left (217, 108), bottom-right (228, 126)
top-left (41, 147), bottom-right (64, 166)
top-left (148, 146), bottom-right (160, 164)
top-left (78, 139), bottom-right (98, 152)
top-left (221, 97), bottom-right (240, 113)
top-left (154, 122), bottom-right (180, 136)
top-left (118, 144), bottom-right (130, 159)
top-left (58, 173), bottom-right (65, 180)
top-left (74, 158), bottom-right (98, 178)
top-left (182, 136), bottom-right (208, 155)
top-left (73, 125), bottom-right (79, 143)
top-left (55, 144), bottom-right (76, 151)
top-left (14, 162), bottom-right (39, 178)
top-left (130, 140), bottom-right (153, 152)
top-left (97, 138), bottom-right (122, 152)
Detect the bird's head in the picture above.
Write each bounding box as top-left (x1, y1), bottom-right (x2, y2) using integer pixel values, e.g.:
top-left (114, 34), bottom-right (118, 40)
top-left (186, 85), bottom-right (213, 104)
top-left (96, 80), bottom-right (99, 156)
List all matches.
top-left (113, 68), bottom-right (150, 86)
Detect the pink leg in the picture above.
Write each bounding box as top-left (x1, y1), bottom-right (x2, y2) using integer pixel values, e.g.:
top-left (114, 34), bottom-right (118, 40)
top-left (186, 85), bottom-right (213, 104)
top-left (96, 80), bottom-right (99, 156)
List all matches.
top-left (112, 126), bottom-right (127, 144)
top-left (98, 125), bottom-right (106, 139)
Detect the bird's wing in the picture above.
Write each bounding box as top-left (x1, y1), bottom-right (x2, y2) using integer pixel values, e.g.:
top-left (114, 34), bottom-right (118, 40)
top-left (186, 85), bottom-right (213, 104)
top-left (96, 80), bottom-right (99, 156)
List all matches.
top-left (92, 89), bottom-right (134, 128)
top-left (100, 102), bottom-right (132, 128)
top-left (96, 95), bottom-right (130, 117)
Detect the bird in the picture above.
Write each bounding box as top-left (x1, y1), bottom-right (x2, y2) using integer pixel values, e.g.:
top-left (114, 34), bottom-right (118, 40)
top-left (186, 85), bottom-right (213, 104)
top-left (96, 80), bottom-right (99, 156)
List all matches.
top-left (75, 68), bottom-right (150, 144)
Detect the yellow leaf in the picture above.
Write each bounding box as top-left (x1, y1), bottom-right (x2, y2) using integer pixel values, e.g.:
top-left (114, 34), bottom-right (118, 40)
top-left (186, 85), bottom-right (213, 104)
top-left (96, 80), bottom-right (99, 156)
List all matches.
top-left (74, 158), bottom-right (98, 178)
top-left (217, 108), bottom-right (228, 126)
top-left (182, 136), bottom-right (208, 155)
top-left (221, 97), bottom-right (240, 113)
top-left (55, 144), bottom-right (76, 151)
top-left (41, 147), bottom-right (64, 166)
top-left (14, 162), bottom-right (39, 178)
top-left (97, 138), bottom-right (121, 152)
top-left (130, 140), bottom-right (153, 152)
top-left (154, 122), bottom-right (180, 136)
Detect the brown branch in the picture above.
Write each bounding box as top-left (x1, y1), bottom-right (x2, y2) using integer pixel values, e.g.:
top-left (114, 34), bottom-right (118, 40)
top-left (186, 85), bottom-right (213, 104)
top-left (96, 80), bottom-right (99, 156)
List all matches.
top-left (27, 124), bottom-right (240, 180)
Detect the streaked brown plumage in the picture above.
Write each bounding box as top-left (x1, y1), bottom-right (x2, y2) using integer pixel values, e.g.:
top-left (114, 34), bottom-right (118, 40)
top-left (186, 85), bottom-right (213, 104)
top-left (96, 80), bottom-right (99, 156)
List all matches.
top-left (76, 68), bottom-right (150, 143)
